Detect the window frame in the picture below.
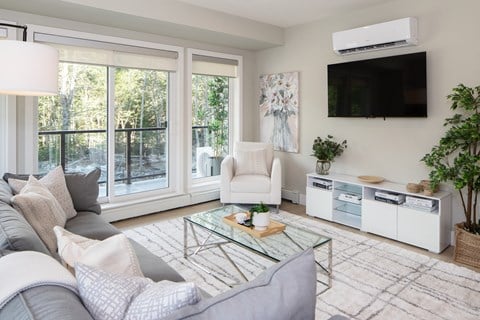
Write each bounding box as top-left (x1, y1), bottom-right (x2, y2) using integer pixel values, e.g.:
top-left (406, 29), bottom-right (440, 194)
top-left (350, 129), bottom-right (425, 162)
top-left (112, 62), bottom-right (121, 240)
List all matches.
top-left (24, 25), bottom-right (184, 203)
top-left (186, 49), bottom-right (243, 193)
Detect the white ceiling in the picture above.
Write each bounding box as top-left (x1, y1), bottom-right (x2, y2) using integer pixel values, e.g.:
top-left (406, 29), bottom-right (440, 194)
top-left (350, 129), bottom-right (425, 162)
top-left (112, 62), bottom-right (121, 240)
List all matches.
top-left (173, 0), bottom-right (392, 27)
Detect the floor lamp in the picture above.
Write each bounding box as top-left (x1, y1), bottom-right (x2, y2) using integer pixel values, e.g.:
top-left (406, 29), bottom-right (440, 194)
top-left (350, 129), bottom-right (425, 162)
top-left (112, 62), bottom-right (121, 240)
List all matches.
top-left (0, 23), bottom-right (58, 96)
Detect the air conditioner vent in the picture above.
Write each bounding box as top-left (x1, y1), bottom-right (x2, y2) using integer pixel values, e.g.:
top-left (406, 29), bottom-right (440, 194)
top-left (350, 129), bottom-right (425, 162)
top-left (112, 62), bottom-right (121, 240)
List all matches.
top-left (338, 40), bottom-right (410, 55)
top-left (332, 18), bottom-right (417, 55)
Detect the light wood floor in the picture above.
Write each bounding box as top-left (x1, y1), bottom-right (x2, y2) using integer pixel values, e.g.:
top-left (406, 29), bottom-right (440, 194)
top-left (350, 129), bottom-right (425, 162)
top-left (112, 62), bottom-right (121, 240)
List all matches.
top-left (113, 200), bottom-right (479, 273)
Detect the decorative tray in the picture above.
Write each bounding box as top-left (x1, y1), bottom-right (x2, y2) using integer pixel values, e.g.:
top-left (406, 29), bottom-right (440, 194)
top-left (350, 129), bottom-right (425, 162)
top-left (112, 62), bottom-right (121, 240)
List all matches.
top-left (222, 213), bottom-right (286, 238)
top-left (357, 175), bottom-right (385, 184)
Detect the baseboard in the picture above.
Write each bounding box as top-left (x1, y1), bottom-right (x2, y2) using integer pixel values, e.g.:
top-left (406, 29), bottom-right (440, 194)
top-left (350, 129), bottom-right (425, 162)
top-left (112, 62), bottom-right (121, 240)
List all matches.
top-left (281, 188), bottom-right (300, 204)
top-left (102, 190), bottom-right (220, 222)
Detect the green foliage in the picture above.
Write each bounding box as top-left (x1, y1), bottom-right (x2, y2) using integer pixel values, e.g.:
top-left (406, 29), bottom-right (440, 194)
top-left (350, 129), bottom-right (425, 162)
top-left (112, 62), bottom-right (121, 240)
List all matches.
top-left (37, 62), bottom-right (169, 178)
top-left (311, 135), bottom-right (347, 162)
top-left (421, 84), bottom-right (480, 234)
top-left (207, 77), bottom-right (229, 157)
top-left (249, 202), bottom-right (270, 213)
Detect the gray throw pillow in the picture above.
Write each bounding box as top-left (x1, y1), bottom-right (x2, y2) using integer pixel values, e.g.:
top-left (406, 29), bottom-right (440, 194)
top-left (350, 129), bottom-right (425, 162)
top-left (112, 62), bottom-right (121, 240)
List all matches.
top-left (64, 168), bottom-right (101, 215)
top-left (3, 168), bottom-right (101, 215)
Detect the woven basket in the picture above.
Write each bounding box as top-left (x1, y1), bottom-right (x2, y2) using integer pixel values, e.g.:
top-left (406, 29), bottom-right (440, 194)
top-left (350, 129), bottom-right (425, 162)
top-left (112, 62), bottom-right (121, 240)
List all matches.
top-left (454, 223), bottom-right (480, 268)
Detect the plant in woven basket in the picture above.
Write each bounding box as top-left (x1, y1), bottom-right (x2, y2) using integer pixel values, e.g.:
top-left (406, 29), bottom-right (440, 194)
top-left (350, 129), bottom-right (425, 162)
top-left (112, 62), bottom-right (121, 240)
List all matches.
top-left (421, 84), bottom-right (480, 235)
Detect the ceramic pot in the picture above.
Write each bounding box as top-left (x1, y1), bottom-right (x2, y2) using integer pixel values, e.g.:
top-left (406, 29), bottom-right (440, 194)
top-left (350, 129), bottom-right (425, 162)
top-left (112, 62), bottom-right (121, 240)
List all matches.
top-left (316, 160), bottom-right (331, 175)
top-left (252, 211), bottom-right (270, 231)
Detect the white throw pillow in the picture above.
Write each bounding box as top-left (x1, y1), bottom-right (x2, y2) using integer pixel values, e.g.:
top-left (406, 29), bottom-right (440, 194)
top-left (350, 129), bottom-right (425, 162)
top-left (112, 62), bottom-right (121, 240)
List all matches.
top-left (54, 226), bottom-right (144, 277)
top-left (75, 263), bottom-right (201, 320)
top-left (8, 166), bottom-right (77, 219)
top-left (11, 176), bottom-right (67, 254)
top-left (235, 149), bottom-right (269, 176)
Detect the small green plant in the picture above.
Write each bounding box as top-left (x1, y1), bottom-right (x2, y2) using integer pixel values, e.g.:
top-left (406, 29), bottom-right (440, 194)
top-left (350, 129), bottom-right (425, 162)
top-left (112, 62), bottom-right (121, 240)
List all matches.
top-left (311, 135), bottom-right (347, 161)
top-left (421, 84), bottom-right (480, 234)
top-left (249, 202), bottom-right (270, 213)
top-left (245, 202), bottom-right (270, 227)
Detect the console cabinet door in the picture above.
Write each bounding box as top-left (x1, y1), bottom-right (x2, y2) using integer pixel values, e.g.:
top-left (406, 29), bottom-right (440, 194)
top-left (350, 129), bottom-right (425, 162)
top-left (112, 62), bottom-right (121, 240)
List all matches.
top-left (397, 206), bottom-right (439, 252)
top-left (362, 199), bottom-right (397, 239)
top-left (306, 187), bottom-right (332, 220)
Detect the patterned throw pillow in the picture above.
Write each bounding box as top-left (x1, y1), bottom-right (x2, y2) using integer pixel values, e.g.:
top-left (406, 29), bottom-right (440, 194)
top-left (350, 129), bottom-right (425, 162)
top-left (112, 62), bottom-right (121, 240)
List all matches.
top-left (11, 176), bottom-right (67, 253)
top-left (75, 263), bottom-right (201, 320)
top-left (125, 280), bottom-right (201, 319)
top-left (54, 226), bottom-right (143, 277)
top-left (8, 166), bottom-right (77, 219)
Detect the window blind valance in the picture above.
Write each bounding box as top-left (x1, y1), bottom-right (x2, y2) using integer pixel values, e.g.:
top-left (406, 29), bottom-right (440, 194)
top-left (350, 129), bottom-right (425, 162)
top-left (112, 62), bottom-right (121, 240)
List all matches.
top-left (34, 32), bottom-right (178, 72)
top-left (192, 54), bottom-right (238, 78)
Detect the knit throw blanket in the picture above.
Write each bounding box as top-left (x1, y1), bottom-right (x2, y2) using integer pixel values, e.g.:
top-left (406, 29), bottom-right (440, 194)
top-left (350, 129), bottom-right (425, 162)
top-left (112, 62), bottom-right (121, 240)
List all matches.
top-left (0, 251), bottom-right (78, 309)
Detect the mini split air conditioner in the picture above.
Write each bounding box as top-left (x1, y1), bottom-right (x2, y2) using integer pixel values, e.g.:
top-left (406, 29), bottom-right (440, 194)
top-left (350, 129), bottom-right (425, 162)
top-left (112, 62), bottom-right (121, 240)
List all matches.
top-left (332, 17), bottom-right (418, 55)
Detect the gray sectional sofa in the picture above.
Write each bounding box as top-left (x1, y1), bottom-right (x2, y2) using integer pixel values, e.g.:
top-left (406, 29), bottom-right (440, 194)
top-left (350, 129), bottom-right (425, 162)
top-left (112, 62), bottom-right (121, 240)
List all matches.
top-left (0, 170), bottom-right (327, 320)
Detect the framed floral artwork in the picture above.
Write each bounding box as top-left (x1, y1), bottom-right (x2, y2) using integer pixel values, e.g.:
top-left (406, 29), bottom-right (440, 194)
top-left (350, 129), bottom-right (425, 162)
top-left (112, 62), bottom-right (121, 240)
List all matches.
top-left (259, 72), bottom-right (299, 153)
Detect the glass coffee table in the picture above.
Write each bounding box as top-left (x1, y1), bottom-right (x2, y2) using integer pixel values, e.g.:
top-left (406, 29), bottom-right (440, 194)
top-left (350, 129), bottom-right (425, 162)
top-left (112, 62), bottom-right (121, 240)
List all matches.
top-left (183, 205), bottom-right (332, 294)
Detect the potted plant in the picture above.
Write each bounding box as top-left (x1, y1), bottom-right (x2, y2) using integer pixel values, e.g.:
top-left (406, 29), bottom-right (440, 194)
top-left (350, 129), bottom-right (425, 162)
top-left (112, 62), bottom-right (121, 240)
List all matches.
top-left (421, 83), bottom-right (480, 268)
top-left (207, 77), bottom-right (229, 175)
top-left (249, 202), bottom-right (270, 231)
top-left (311, 135), bottom-right (347, 175)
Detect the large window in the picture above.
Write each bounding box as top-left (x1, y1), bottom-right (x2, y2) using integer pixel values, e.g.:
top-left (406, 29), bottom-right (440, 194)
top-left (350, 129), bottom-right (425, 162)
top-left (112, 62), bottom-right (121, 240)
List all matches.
top-left (191, 53), bottom-right (238, 179)
top-left (36, 31), bottom-right (178, 199)
top-left (38, 63), bottom-right (108, 194)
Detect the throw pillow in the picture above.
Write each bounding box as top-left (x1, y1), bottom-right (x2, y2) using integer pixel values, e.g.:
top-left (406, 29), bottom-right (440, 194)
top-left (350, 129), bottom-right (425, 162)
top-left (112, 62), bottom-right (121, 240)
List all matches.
top-left (75, 263), bottom-right (152, 320)
top-left (54, 226), bottom-right (144, 277)
top-left (8, 166), bottom-right (77, 219)
top-left (234, 149), bottom-right (268, 176)
top-left (64, 168), bottom-right (101, 214)
top-left (75, 263), bottom-right (201, 320)
top-left (125, 281), bottom-right (201, 320)
top-left (11, 176), bottom-right (67, 254)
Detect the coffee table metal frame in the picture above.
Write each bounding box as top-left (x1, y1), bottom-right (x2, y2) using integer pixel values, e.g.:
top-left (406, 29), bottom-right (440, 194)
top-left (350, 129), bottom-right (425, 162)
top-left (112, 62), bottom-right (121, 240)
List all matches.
top-left (183, 205), bottom-right (332, 294)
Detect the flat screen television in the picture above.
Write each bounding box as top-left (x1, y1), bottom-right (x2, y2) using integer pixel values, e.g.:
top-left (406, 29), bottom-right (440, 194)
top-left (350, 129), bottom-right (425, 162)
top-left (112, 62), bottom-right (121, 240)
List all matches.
top-left (328, 52), bottom-right (427, 118)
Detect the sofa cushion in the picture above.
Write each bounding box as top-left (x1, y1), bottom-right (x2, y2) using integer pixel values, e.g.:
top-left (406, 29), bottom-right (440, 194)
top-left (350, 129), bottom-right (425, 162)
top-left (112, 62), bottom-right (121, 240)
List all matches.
top-left (0, 201), bottom-right (50, 255)
top-left (164, 248), bottom-right (317, 320)
top-left (129, 239), bottom-right (186, 283)
top-left (11, 176), bottom-right (67, 254)
top-left (65, 211), bottom-right (119, 240)
top-left (8, 166), bottom-right (77, 219)
top-left (230, 174), bottom-right (271, 193)
top-left (54, 226), bottom-right (143, 277)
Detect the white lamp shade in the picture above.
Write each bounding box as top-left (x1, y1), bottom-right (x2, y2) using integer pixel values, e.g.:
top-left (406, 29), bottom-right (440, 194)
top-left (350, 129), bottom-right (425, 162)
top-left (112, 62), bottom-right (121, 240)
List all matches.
top-left (0, 40), bottom-right (58, 96)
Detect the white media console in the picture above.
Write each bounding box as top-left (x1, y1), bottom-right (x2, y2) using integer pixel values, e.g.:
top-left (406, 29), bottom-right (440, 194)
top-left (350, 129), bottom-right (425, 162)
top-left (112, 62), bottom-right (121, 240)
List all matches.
top-left (306, 173), bottom-right (452, 253)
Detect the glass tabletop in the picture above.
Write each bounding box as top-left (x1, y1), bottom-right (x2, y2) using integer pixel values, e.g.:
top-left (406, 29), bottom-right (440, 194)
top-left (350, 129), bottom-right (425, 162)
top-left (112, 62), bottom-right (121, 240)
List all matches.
top-left (184, 205), bottom-right (331, 262)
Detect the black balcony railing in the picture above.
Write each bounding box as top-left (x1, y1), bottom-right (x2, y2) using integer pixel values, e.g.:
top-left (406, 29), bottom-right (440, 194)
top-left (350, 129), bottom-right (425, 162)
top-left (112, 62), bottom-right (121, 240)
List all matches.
top-left (38, 125), bottom-right (211, 185)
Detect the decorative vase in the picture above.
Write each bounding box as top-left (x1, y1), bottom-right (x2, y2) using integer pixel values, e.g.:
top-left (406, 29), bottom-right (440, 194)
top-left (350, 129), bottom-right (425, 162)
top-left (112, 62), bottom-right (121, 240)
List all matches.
top-left (252, 211), bottom-right (270, 231)
top-left (454, 222), bottom-right (480, 268)
top-left (316, 160), bottom-right (331, 175)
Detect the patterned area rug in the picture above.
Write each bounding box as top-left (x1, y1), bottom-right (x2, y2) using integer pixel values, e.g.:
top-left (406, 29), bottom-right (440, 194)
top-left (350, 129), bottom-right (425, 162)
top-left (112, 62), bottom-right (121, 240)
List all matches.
top-left (124, 210), bottom-right (480, 320)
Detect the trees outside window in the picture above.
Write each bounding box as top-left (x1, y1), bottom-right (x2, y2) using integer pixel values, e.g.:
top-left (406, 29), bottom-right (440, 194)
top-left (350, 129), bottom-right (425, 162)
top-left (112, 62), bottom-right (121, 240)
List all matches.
top-left (38, 62), bottom-right (170, 196)
top-left (191, 74), bottom-right (229, 178)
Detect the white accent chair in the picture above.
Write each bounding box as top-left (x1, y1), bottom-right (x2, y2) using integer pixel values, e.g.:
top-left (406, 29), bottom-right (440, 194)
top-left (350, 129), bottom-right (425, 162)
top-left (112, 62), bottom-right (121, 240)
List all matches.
top-left (220, 141), bottom-right (281, 211)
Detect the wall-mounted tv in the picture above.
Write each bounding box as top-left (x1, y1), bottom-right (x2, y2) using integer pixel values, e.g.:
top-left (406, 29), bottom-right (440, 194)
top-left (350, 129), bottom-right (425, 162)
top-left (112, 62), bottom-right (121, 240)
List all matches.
top-left (328, 52), bottom-right (427, 118)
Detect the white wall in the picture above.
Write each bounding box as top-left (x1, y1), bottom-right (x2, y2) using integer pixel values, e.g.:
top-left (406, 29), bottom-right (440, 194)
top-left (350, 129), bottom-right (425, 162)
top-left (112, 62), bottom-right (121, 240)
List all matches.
top-left (255, 0), bottom-right (480, 225)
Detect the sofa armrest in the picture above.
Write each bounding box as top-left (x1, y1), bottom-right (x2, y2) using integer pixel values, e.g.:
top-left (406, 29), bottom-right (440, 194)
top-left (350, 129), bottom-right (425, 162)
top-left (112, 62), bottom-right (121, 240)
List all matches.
top-left (220, 156), bottom-right (234, 203)
top-left (270, 157), bottom-right (282, 204)
top-left (165, 248), bottom-right (317, 320)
